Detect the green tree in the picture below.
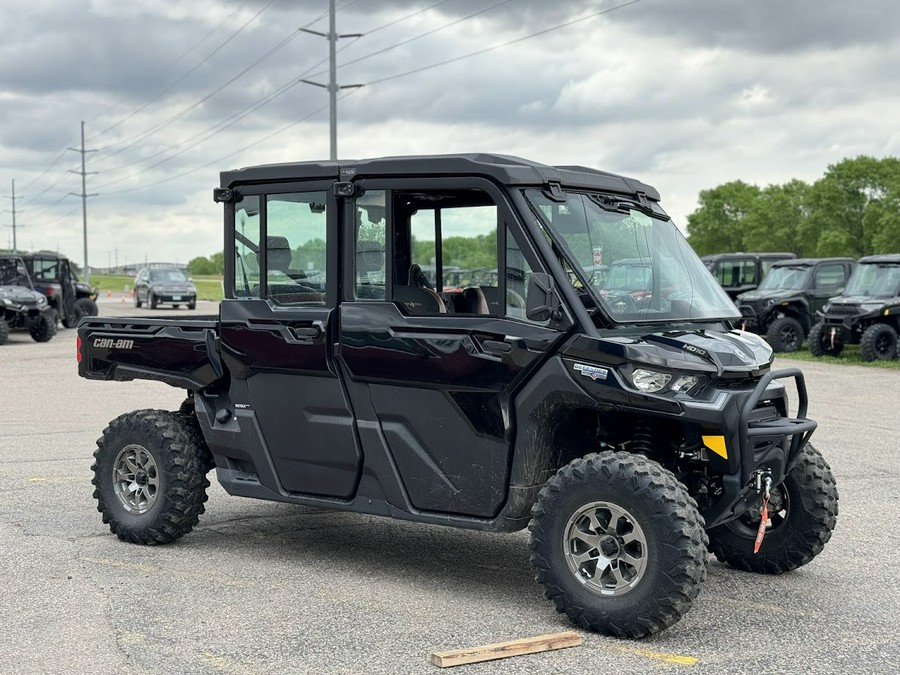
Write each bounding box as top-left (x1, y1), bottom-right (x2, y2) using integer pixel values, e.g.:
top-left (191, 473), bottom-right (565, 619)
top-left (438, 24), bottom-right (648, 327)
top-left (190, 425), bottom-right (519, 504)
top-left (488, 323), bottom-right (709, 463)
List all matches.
top-left (187, 256), bottom-right (214, 275)
top-left (686, 181), bottom-right (761, 255)
top-left (743, 180), bottom-right (812, 255)
top-left (806, 156), bottom-right (900, 257)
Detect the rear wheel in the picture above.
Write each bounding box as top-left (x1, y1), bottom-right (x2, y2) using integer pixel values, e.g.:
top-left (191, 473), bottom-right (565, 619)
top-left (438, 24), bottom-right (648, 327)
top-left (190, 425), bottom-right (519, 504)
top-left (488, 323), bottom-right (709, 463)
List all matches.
top-left (30, 311), bottom-right (58, 342)
top-left (807, 322), bottom-right (843, 357)
top-left (766, 316), bottom-right (804, 352)
top-left (708, 443), bottom-right (837, 574)
top-left (860, 323), bottom-right (898, 361)
top-left (529, 451), bottom-right (708, 638)
top-left (74, 297), bottom-right (98, 318)
top-left (91, 410), bottom-right (210, 545)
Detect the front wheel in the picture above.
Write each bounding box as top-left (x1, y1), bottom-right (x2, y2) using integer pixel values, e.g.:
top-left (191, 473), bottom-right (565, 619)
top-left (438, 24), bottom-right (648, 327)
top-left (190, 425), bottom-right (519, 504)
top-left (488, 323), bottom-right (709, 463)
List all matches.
top-left (149, 293), bottom-right (158, 310)
top-left (529, 451), bottom-right (708, 638)
top-left (767, 316), bottom-right (804, 352)
top-left (807, 322), bottom-right (843, 357)
top-left (30, 311), bottom-right (58, 342)
top-left (708, 443), bottom-right (838, 574)
top-left (91, 410), bottom-right (210, 545)
top-left (860, 323), bottom-right (898, 361)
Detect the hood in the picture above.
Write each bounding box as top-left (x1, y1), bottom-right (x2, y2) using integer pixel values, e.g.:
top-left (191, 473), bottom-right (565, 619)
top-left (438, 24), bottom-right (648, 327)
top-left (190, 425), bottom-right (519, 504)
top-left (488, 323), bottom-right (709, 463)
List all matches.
top-left (75, 281), bottom-right (95, 294)
top-left (565, 327), bottom-right (773, 377)
top-left (829, 295), bottom-right (895, 306)
top-left (736, 289), bottom-right (797, 303)
top-left (150, 280), bottom-right (195, 289)
top-left (0, 284), bottom-right (47, 306)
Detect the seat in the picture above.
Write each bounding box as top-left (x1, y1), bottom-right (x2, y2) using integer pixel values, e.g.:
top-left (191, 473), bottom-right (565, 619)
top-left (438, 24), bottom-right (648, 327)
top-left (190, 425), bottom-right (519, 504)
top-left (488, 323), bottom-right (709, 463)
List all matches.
top-left (356, 239), bottom-right (385, 299)
top-left (397, 264), bottom-right (447, 314)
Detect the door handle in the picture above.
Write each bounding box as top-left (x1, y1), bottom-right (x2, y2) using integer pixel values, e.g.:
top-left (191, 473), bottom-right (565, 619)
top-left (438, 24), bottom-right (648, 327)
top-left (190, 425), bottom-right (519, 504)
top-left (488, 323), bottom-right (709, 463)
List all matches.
top-left (290, 326), bottom-right (321, 339)
top-left (482, 339), bottom-right (512, 354)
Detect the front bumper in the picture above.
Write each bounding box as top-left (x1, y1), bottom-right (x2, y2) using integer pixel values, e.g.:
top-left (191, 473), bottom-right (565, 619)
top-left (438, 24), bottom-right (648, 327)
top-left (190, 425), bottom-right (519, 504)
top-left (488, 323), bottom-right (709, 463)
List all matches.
top-left (737, 302), bottom-right (774, 332)
top-left (153, 291), bottom-right (196, 304)
top-left (684, 368), bottom-right (816, 527)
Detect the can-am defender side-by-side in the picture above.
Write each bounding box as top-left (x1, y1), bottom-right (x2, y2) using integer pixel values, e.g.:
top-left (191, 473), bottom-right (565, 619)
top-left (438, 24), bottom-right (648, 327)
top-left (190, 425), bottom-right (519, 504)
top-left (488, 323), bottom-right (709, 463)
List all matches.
top-left (808, 254), bottom-right (900, 361)
top-left (735, 258), bottom-right (854, 352)
top-left (21, 252), bottom-right (100, 328)
top-left (77, 155), bottom-right (838, 638)
top-left (0, 254), bottom-right (58, 345)
top-left (701, 252), bottom-right (797, 301)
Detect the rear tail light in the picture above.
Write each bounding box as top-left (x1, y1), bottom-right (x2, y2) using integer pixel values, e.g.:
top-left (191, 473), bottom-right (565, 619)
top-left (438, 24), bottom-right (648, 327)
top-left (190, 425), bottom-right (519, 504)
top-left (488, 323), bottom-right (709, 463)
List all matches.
top-left (76, 335), bottom-right (82, 364)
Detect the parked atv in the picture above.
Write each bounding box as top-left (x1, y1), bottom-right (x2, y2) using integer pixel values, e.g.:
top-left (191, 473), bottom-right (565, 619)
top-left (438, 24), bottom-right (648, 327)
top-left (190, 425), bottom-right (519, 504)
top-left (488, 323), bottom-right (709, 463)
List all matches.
top-left (808, 254), bottom-right (900, 361)
top-left (0, 255), bottom-right (58, 344)
top-left (21, 252), bottom-right (100, 328)
top-left (736, 258), bottom-right (854, 351)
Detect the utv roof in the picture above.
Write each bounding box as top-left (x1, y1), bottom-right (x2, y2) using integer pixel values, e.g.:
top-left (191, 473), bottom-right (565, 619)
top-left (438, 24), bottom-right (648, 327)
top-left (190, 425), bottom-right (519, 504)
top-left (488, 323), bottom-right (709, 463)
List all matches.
top-left (858, 254), bottom-right (900, 265)
top-left (771, 257), bottom-right (855, 267)
top-left (701, 252), bottom-right (796, 261)
top-left (220, 153), bottom-right (661, 201)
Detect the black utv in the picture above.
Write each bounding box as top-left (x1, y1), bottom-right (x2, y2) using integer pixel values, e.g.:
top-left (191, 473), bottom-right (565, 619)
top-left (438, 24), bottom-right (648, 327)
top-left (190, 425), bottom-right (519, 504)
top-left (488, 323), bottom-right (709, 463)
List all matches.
top-left (702, 252), bottom-right (797, 301)
top-left (0, 255), bottom-right (58, 344)
top-left (808, 254), bottom-right (900, 361)
top-left (21, 252), bottom-right (99, 328)
top-left (77, 154), bottom-right (837, 638)
top-left (735, 257), bottom-right (855, 351)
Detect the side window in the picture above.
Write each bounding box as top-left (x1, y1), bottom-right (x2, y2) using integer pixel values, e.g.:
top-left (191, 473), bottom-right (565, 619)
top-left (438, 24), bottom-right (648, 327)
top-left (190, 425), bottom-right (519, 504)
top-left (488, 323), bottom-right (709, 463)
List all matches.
top-left (505, 225), bottom-right (543, 324)
top-left (815, 263), bottom-right (847, 290)
top-left (265, 192), bottom-right (327, 304)
top-left (741, 260), bottom-right (758, 285)
top-left (355, 190), bottom-right (386, 300)
top-left (232, 196), bottom-right (261, 298)
top-left (392, 189), bottom-right (499, 316)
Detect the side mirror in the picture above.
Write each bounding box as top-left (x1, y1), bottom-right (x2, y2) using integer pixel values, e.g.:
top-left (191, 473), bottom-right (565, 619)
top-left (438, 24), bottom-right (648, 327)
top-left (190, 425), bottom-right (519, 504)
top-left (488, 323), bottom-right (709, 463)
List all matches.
top-left (526, 272), bottom-right (563, 322)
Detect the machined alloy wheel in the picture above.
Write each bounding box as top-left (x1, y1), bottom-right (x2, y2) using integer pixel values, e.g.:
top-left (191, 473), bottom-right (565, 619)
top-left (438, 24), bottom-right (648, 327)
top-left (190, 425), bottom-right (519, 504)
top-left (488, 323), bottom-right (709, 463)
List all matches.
top-left (563, 501), bottom-right (647, 597)
top-left (529, 451), bottom-right (708, 638)
top-left (92, 409), bottom-right (212, 545)
top-left (112, 444), bottom-right (160, 514)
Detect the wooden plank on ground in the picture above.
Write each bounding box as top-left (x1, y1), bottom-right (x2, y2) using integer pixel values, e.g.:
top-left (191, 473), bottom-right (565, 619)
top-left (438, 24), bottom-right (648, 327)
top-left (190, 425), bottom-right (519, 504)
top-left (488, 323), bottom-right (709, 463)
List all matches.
top-left (430, 631), bottom-right (583, 668)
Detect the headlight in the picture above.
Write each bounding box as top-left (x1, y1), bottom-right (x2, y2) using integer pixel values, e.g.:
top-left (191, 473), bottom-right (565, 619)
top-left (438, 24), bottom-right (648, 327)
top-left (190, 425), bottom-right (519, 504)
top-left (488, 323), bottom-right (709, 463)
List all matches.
top-left (631, 369), bottom-right (672, 393)
top-left (36, 295), bottom-right (47, 306)
top-left (671, 375), bottom-right (700, 393)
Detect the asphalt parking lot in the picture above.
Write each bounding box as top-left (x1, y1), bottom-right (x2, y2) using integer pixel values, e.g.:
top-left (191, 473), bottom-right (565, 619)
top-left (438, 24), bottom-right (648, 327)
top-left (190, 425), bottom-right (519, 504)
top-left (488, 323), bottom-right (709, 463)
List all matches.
top-left (1, 300), bottom-right (898, 674)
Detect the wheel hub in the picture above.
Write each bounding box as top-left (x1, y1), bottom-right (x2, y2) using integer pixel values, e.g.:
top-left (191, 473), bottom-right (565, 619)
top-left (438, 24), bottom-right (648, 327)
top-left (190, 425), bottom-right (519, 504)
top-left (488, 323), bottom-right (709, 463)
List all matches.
top-left (112, 444), bottom-right (160, 515)
top-left (563, 501), bottom-right (648, 597)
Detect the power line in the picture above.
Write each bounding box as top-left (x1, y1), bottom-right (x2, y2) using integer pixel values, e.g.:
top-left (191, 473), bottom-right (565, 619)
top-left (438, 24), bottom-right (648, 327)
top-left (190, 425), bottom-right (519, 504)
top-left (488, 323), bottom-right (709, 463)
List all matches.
top-left (86, 0), bottom-right (257, 138)
top-left (366, 0), bottom-right (644, 86)
top-left (91, 0), bottom-right (283, 161)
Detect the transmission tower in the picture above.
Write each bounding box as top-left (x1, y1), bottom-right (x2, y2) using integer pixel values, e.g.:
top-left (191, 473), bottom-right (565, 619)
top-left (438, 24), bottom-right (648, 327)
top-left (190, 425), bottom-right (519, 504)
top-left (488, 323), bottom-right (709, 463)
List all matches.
top-left (300, 0), bottom-right (364, 160)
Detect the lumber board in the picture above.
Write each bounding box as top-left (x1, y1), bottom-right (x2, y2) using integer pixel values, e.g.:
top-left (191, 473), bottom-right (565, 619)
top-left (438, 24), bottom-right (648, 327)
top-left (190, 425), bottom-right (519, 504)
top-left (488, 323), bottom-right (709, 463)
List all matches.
top-left (430, 631), bottom-right (582, 668)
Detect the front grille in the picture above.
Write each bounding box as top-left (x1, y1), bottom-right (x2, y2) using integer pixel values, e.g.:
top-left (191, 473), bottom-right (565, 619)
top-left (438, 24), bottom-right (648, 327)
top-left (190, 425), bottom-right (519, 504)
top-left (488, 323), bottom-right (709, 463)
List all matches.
top-left (826, 305), bottom-right (859, 317)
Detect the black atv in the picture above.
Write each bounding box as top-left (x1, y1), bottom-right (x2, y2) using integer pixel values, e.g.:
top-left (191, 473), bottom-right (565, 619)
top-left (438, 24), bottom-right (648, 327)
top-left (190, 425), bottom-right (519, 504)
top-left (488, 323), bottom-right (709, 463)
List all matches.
top-left (808, 254), bottom-right (900, 361)
top-left (735, 258), bottom-right (855, 351)
top-left (0, 255), bottom-right (58, 344)
top-left (21, 252), bottom-right (100, 328)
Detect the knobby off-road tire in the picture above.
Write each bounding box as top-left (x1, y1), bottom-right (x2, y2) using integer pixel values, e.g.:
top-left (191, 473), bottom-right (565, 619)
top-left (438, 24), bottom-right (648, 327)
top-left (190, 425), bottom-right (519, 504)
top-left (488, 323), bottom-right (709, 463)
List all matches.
top-left (807, 322), bottom-right (844, 357)
top-left (29, 312), bottom-right (58, 342)
top-left (529, 451), bottom-right (709, 638)
top-left (708, 443), bottom-right (837, 574)
top-left (91, 409), bottom-right (210, 545)
top-left (74, 297), bottom-right (99, 319)
top-left (767, 316), bottom-right (804, 352)
top-left (860, 323), bottom-right (898, 361)
top-left (0, 319), bottom-right (9, 345)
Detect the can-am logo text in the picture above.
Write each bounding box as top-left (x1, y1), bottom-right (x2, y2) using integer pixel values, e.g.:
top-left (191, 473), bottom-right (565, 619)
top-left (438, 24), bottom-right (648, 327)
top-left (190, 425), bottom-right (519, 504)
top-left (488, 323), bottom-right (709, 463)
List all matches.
top-left (93, 338), bottom-right (134, 349)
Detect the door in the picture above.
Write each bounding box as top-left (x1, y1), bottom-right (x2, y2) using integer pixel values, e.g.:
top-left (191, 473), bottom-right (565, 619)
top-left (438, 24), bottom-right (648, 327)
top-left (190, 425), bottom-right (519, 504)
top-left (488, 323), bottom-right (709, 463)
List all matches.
top-left (812, 262), bottom-right (851, 313)
top-left (219, 185), bottom-right (362, 498)
top-left (338, 181), bottom-right (567, 518)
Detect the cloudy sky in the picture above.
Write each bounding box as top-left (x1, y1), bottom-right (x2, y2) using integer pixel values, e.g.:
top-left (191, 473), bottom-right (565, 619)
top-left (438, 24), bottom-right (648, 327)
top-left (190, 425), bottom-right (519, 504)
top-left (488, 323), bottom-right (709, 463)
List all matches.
top-left (1, 0), bottom-right (897, 270)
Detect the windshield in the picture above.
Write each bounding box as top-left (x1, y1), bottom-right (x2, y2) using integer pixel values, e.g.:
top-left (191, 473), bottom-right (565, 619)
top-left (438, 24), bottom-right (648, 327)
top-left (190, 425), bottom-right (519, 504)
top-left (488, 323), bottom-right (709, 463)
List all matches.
top-left (0, 258), bottom-right (31, 287)
top-left (525, 190), bottom-right (739, 323)
top-left (150, 268), bottom-right (188, 282)
top-left (844, 263), bottom-right (900, 297)
top-left (757, 266), bottom-right (810, 291)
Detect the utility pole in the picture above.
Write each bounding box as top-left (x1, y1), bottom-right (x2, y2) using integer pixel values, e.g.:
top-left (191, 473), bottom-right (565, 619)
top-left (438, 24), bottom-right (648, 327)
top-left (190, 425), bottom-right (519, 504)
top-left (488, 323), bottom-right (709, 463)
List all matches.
top-left (2, 179), bottom-right (20, 254)
top-left (69, 121), bottom-right (97, 282)
top-left (300, 0), bottom-right (363, 160)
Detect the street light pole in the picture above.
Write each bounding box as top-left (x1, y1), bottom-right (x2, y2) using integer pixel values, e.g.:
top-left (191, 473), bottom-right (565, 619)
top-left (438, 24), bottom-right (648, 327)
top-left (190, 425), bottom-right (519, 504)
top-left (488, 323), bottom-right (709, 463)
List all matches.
top-left (68, 121), bottom-right (97, 282)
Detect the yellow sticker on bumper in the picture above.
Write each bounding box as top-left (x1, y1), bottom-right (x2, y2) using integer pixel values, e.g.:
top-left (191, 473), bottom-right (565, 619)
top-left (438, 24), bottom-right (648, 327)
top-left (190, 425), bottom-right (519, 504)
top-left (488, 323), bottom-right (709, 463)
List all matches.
top-left (702, 435), bottom-right (728, 459)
